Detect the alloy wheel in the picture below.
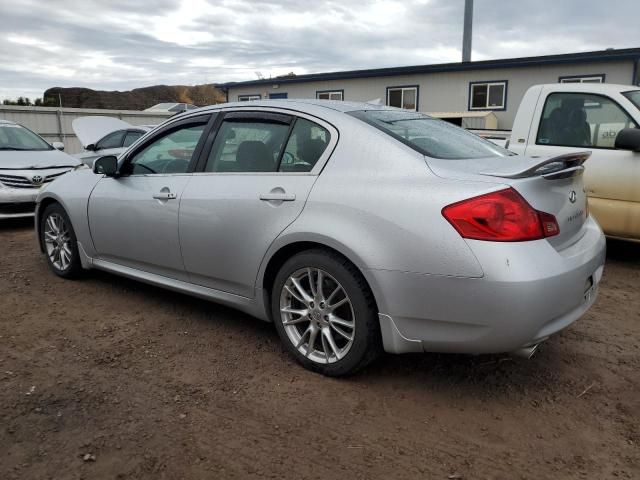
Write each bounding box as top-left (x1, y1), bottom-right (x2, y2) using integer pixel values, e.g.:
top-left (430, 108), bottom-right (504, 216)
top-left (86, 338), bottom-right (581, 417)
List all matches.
top-left (279, 267), bottom-right (355, 364)
top-left (43, 213), bottom-right (72, 271)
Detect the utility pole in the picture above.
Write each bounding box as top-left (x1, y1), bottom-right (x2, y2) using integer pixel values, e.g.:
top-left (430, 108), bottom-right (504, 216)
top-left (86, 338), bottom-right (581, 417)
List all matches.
top-left (462, 0), bottom-right (473, 62)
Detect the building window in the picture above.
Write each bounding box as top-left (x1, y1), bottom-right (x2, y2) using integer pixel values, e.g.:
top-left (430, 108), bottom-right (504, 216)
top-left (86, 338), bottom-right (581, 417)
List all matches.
top-left (316, 90), bottom-right (344, 101)
top-left (559, 74), bottom-right (605, 84)
top-left (469, 81), bottom-right (507, 110)
top-left (238, 94), bottom-right (261, 101)
top-left (386, 86), bottom-right (418, 111)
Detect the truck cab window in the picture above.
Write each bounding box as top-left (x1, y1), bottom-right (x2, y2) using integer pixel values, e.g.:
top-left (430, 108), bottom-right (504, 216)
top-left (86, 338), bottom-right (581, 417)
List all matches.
top-left (537, 93), bottom-right (638, 148)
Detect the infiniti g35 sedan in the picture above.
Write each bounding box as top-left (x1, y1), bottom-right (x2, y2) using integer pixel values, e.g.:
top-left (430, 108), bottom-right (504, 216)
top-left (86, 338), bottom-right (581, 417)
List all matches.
top-left (35, 100), bottom-right (606, 376)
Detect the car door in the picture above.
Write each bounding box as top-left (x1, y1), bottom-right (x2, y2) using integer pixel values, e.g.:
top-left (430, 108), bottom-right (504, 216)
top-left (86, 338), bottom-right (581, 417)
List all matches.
top-left (88, 114), bottom-right (214, 280)
top-left (524, 90), bottom-right (640, 238)
top-left (179, 110), bottom-right (337, 297)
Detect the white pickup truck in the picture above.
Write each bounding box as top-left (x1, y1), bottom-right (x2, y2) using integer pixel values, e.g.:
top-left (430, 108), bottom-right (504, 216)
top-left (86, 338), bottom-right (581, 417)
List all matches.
top-left (475, 83), bottom-right (640, 242)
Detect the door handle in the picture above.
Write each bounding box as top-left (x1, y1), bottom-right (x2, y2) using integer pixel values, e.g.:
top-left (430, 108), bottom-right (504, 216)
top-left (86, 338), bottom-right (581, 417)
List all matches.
top-left (259, 192), bottom-right (296, 201)
top-left (153, 191), bottom-right (177, 200)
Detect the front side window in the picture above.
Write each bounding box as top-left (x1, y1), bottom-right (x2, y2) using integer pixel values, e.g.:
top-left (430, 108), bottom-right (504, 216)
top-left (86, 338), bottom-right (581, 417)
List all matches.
top-left (127, 124), bottom-right (206, 174)
top-left (350, 110), bottom-right (511, 160)
top-left (316, 90), bottom-right (343, 101)
top-left (238, 95), bottom-right (261, 101)
top-left (536, 92), bottom-right (638, 148)
top-left (0, 124), bottom-right (51, 151)
top-left (387, 86), bottom-right (418, 111)
top-left (469, 82), bottom-right (506, 110)
top-left (205, 120), bottom-right (290, 172)
top-left (280, 118), bottom-right (330, 172)
top-left (123, 131), bottom-right (144, 147)
top-left (559, 75), bottom-right (605, 84)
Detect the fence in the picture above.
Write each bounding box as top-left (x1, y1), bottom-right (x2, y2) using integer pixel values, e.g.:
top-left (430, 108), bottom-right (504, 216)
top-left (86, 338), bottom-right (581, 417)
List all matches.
top-left (0, 105), bottom-right (173, 154)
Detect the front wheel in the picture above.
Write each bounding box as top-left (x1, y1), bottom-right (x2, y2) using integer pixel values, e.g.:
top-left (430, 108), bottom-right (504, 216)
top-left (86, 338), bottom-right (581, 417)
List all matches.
top-left (272, 250), bottom-right (381, 376)
top-left (40, 203), bottom-right (83, 279)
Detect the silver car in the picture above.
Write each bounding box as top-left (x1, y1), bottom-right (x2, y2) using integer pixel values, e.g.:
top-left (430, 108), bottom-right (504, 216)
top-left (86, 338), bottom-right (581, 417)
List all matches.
top-left (0, 119), bottom-right (80, 219)
top-left (35, 100), bottom-right (606, 376)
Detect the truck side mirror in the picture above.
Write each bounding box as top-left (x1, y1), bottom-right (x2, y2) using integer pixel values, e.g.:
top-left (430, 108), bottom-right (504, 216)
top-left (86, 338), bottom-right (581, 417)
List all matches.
top-left (614, 128), bottom-right (640, 152)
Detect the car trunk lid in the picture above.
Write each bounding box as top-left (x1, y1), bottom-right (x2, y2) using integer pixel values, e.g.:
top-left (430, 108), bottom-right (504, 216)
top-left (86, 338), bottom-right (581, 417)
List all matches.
top-left (429, 152), bottom-right (591, 248)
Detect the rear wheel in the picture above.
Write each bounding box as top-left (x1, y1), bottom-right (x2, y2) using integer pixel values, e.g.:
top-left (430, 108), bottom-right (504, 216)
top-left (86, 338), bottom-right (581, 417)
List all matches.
top-left (272, 250), bottom-right (381, 376)
top-left (40, 203), bottom-right (83, 279)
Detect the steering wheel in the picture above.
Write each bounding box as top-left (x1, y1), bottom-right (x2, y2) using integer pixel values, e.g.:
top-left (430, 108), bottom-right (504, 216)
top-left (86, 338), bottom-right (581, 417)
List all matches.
top-left (281, 152), bottom-right (294, 164)
top-left (161, 159), bottom-right (189, 173)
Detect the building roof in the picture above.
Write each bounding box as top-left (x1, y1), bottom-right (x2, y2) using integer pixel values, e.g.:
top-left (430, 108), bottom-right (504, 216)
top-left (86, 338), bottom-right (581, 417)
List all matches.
top-left (218, 47), bottom-right (640, 90)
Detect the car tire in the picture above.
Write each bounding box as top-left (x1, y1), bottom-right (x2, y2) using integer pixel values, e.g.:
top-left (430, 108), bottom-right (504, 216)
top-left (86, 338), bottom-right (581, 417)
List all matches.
top-left (40, 203), bottom-right (83, 279)
top-left (272, 249), bottom-right (382, 376)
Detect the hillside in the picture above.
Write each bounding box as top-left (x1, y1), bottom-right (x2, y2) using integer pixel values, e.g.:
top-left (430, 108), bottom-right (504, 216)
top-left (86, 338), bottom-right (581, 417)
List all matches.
top-left (43, 84), bottom-right (225, 110)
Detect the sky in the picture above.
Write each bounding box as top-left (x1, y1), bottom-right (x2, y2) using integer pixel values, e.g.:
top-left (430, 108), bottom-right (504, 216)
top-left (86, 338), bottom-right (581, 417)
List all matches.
top-left (0, 0), bottom-right (638, 101)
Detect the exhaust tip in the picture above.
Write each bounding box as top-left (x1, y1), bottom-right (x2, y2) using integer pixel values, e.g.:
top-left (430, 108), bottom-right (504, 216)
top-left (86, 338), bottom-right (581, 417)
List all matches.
top-left (511, 343), bottom-right (540, 359)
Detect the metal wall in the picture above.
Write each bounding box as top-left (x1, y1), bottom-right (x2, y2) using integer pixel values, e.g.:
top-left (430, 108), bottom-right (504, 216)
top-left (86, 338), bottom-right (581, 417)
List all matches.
top-left (0, 106), bottom-right (173, 154)
top-left (228, 60), bottom-right (635, 129)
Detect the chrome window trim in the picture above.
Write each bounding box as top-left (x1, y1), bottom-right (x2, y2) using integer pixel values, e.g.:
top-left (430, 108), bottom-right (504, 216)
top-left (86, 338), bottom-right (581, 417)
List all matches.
top-left (190, 106), bottom-right (339, 177)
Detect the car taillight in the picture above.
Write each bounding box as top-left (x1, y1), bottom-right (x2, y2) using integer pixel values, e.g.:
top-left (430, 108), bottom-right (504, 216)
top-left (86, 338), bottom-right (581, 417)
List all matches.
top-left (442, 188), bottom-right (559, 242)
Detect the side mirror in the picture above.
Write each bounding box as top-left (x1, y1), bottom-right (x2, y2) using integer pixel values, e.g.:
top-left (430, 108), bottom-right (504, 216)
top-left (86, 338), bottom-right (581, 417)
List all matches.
top-left (52, 141), bottom-right (65, 151)
top-left (93, 155), bottom-right (119, 176)
top-left (614, 128), bottom-right (640, 152)
top-left (85, 143), bottom-right (97, 152)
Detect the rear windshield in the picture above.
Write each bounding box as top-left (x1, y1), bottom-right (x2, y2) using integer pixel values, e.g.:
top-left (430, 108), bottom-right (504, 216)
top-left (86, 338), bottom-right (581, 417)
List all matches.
top-left (0, 124), bottom-right (52, 151)
top-left (622, 90), bottom-right (640, 112)
top-left (349, 110), bottom-right (511, 159)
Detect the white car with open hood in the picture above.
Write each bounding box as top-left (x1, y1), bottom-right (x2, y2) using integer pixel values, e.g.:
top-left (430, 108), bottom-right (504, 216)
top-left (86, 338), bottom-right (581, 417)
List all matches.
top-left (0, 119), bottom-right (81, 219)
top-left (73, 116), bottom-right (153, 167)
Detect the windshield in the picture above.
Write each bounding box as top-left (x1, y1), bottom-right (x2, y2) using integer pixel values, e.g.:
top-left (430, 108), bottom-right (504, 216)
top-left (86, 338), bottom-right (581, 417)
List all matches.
top-left (0, 124), bottom-right (52, 151)
top-left (350, 109), bottom-right (512, 159)
top-left (622, 90), bottom-right (640, 111)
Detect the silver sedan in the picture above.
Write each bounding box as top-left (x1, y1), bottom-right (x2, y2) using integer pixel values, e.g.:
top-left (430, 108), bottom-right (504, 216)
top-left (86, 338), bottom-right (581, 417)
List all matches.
top-left (35, 100), bottom-right (606, 376)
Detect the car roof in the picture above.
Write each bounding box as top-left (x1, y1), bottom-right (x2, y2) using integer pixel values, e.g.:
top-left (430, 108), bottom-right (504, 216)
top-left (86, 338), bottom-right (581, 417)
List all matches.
top-left (539, 83), bottom-right (640, 94)
top-left (193, 98), bottom-right (398, 115)
top-left (0, 119), bottom-right (17, 125)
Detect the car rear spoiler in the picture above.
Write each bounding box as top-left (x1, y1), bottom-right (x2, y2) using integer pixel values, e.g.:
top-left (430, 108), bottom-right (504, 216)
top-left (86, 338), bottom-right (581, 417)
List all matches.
top-left (481, 151), bottom-right (591, 179)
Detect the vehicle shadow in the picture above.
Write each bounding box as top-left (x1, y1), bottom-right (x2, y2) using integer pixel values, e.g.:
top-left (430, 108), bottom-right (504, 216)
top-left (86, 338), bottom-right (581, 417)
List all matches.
top-left (0, 217), bottom-right (34, 232)
top-left (606, 237), bottom-right (640, 264)
top-left (86, 268), bottom-right (560, 395)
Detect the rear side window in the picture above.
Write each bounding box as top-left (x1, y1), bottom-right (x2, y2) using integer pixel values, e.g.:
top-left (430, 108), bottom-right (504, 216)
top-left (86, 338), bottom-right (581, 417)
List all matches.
top-left (97, 131), bottom-right (124, 150)
top-left (123, 131), bottom-right (143, 147)
top-left (205, 120), bottom-right (290, 172)
top-left (536, 92), bottom-right (638, 148)
top-left (350, 110), bottom-right (510, 159)
top-left (279, 118), bottom-right (330, 172)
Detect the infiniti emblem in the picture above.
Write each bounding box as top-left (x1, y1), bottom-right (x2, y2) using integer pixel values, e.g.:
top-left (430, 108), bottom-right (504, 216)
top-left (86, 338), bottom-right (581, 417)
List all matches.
top-left (569, 190), bottom-right (577, 203)
top-left (31, 175), bottom-right (44, 185)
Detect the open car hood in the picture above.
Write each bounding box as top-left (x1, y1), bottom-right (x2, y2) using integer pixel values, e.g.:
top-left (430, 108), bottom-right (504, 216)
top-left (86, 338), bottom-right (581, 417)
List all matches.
top-left (72, 116), bottom-right (132, 148)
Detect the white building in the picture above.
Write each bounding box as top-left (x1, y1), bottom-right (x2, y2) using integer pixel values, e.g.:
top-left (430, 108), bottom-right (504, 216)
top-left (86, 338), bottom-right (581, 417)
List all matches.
top-left (220, 48), bottom-right (640, 130)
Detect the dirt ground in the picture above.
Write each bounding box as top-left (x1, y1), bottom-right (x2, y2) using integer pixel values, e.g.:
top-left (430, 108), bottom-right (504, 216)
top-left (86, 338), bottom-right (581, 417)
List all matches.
top-left (1, 217), bottom-right (638, 480)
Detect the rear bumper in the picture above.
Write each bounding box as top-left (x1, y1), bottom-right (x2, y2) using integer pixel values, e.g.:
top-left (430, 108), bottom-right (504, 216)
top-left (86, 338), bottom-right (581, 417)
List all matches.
top-left (0, 187), bottom-right (38, 218)
top-left (372, 216), bottom-right (606, 354)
